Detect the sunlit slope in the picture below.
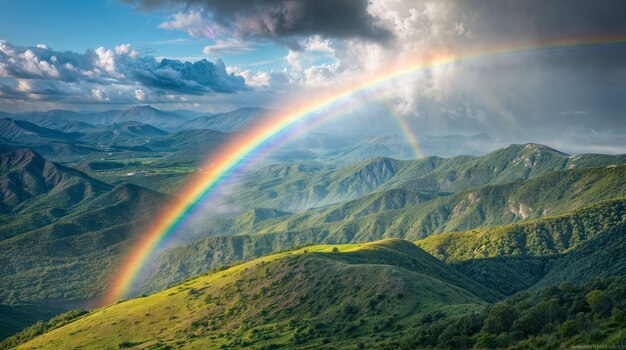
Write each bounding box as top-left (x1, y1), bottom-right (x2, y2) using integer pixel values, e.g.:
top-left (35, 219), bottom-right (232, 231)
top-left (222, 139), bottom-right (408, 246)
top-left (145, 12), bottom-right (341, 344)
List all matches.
top-left (416, 197), bottom-right (626, 295)
top-left (17, 240), bottom-right (498, 349)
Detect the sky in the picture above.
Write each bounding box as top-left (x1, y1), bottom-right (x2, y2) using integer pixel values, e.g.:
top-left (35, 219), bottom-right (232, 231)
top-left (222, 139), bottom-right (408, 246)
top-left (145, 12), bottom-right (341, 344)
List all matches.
top-left (0, 0), bottom-right (625, 153)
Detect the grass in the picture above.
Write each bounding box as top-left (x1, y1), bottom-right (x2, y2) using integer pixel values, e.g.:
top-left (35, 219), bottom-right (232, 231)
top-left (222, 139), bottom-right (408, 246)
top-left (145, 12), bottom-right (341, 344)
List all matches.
top-left (15, 240), bottom-right (491, 349)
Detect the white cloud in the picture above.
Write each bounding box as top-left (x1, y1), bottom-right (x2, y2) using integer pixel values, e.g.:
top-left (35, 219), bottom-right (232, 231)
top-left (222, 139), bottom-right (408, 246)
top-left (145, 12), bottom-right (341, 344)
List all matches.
top-left (284, 50), bottom-right (302, 71)
top-left (302, 36), bottom-right (334, 53)
top-left (159, 11), bottom-right (216, 38)
top-left (20, 49), bottom-right (60, 78)
top-left (134, 88), bottom-right (145, 101)
top-left (202, 39), bottom-right (254, 55)
top-left (91, 88), bottom-right (109, 101)
top-left (94, 47), bottom-right (118, 76)
top-left (114, 44), bottom-right (139, 59)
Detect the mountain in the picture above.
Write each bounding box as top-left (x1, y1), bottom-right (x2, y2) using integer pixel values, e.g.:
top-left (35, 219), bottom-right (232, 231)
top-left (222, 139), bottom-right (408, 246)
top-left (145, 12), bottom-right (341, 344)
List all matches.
top-left (224, 144), bottom-right (626, 213)
top-left (183, 107), bottom-right (269, 132)
top-left (0, 119), bottom-right (80, 144)
top-left (0, 151), bottom-right (167, 305)
top-left (0, 119), bottom-right (103, 161)
top-left (76, 121), bottom-right (168, 146)
top-left (333, 134), bottom-right (423, 163)
top-left (5, 106), bottom-right (192, 132)
top-left (225, 164), bottom-right (626, 240)
top-left (416, 197), bottom-right (626, 295)
top-left (141, 164), bottom-right (626, 292)
top-left (11, 240), bottom-right (500, 349)
top-left (0, 149), bottom-right (110, 218)
top-left (7, 110), bottom-right (86, 131)
top-left (87, 105), bottom-right (188, 131)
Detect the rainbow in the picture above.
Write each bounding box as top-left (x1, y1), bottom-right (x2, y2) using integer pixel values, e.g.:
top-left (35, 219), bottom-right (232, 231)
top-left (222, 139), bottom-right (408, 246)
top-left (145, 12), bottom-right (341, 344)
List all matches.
top-left (101, 35), bottom-right (626, 305)
top-left (383, 102), bottom-right (424, 159)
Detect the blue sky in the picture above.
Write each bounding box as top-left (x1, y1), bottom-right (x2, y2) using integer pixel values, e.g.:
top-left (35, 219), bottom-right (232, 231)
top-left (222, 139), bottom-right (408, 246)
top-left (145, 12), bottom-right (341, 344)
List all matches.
top-left (0, 0), bottom-right (286, 69)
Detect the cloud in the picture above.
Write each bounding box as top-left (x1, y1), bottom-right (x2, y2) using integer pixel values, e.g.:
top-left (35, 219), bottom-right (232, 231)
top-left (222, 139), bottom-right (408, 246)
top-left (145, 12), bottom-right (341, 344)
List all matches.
top-left (134, 88), bottom-right (145, 101)
top-left (244, 0), bottom-right (625, 153)
top-left (152, 38), bottom-right (189, 45)
top-left (125, 0), bottom-right (392, 43)
top-left (0, 40), bottom-right (249, 106)
top-left (91, 88), bottom-right (109, 101)
top-left (158, 10), bottom-right (215, 38)
top-left (227, 66), bottom-right (291, 90)
top-left (202, 39), bottom-right (254, 56)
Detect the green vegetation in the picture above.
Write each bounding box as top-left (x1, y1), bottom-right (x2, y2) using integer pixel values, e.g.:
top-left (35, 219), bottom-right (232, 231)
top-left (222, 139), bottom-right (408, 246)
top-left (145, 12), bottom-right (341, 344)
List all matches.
top-left (2, 133), bottom-right (626, 346)
top-left (14, 240), bottom-right (497, 349)
top-left (142, 168), bottom-right (626, 294)
top-left (0, 304), bottom-right (65, 340)
top-left (0, 309), bottom-right (87, 349)
top-left (12, 243), bottom-right (626, 349)
top-left (399, 277), bottom-right (626, 349)
top-left (416, 197), bottom-right (626, 295)
top-left (0, 149), bottom-right (167, 304)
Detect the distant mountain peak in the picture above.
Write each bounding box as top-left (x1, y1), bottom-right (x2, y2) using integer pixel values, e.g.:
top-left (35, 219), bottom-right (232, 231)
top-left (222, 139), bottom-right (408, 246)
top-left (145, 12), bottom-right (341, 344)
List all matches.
top-left (125, 105), bottom-right (158, 113)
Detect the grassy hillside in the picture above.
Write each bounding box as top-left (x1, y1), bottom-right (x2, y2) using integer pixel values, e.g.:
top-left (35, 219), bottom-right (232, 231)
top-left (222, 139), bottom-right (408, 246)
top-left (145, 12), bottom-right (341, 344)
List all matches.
top-left (415, 197), bottom-right (626, 295)
top-left (13, 240), bottom-right (498, 349)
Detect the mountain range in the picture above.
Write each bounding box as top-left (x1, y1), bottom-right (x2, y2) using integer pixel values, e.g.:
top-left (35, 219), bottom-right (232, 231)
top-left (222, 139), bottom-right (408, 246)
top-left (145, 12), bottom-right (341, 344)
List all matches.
top-left (0, 108), bottom-right (625, 349)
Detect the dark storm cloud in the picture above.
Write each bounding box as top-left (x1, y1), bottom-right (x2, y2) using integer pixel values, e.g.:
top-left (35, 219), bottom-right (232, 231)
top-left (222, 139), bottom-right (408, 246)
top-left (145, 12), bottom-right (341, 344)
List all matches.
top-left (454, 0), bottom-right (626, 70)
top-left (124, 0), bottom-right (391, 43)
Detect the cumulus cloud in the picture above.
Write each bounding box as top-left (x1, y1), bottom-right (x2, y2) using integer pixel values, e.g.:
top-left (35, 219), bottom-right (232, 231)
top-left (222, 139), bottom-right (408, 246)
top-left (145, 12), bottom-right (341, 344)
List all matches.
top-left (0, 40), bottom-right (249, 106)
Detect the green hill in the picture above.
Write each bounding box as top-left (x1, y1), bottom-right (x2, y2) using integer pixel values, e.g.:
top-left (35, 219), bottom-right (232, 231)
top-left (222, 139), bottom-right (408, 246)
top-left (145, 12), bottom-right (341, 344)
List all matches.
top-left (11, 240), bottom-right (499, 349)
top-left (142, 172), bottom-right (626, 297)
top-left (11, 241), bottom-right (626, 350)
top-left (216, 164), bottom-right (626, 242)
top-left (415, 197), bottom-right (626, 295)
top-left (0, 183), bottom-right (166, 305)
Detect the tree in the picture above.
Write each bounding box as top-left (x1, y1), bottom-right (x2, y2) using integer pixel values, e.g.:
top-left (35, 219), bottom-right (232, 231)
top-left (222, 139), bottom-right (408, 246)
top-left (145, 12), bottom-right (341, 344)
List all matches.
top-left (587, 290), bottom-right (613, 317)
top-left (559, 319), bottom-right (581, 337)
top-left (483, 304), bottom-right (517, 334)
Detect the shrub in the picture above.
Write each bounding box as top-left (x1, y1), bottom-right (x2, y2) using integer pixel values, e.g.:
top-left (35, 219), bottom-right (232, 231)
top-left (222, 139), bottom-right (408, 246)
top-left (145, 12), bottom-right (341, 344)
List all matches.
top-left (559, 319), bottom-right (581, 337)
